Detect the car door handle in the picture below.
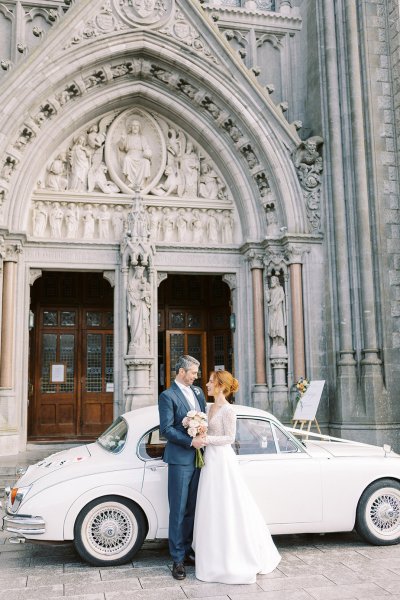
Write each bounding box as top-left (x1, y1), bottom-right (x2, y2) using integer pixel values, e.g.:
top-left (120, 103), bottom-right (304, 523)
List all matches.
top-left (149, 465), bottom-right (166, 471)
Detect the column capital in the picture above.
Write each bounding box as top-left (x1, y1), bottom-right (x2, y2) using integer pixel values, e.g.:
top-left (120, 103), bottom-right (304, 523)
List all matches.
top-left (4, 241), bottom-right (22, 262)
top-left (284, 243), bottom-right (310, 264)
top-left (246, 250), bottom-right (264, 270)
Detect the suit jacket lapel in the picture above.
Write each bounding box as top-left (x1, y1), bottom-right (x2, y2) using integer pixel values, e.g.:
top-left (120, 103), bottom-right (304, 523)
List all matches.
top-left (171, 381), bottom-right (191, 413)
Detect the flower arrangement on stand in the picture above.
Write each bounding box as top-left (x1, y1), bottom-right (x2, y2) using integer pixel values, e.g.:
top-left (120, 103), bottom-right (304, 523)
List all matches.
top-left (295, 376), bottom-right (310, 407)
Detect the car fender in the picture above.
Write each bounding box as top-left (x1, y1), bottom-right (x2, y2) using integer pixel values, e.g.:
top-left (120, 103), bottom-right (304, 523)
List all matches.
top-left (63, 484), bottom-right (158, 539)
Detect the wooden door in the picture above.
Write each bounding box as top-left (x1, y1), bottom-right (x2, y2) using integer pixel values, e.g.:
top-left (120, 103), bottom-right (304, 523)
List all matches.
top-left (29, 272), bottom-right (114, 440)
top-left (166, 330), bottom-right (207, 390)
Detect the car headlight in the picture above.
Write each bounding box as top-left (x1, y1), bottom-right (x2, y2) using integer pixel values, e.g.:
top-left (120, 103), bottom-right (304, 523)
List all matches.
top-left (8, 485), bottom-right (31, 513)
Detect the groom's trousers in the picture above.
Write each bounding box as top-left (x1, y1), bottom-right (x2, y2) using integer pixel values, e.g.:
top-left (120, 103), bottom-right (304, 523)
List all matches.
top-left (168, 463), bottom-right (200, 563)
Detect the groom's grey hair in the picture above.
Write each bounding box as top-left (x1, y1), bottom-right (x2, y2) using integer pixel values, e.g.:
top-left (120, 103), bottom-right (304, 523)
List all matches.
top-left (175, 355), bottom-right (200, 373)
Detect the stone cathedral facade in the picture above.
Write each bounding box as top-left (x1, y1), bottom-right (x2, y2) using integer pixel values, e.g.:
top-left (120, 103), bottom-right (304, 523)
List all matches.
top-left (0, 0), bottom-right (399, 456)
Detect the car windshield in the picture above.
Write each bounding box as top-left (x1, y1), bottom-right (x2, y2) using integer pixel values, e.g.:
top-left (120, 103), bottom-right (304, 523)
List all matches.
top-left (97, 416), bottom-right (128, 454)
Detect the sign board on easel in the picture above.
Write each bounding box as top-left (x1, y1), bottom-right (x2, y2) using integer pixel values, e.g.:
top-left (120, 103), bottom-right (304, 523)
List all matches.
top-left (292, 380), bottom-right (325, 436)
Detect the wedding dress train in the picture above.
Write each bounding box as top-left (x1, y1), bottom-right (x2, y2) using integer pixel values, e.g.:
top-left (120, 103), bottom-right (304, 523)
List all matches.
top-left (192, 403), bottom-right (281, 584)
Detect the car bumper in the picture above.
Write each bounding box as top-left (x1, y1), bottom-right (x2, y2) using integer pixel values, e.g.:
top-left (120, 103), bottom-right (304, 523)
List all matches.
top-left (2, 511), bottom-right (46, 535)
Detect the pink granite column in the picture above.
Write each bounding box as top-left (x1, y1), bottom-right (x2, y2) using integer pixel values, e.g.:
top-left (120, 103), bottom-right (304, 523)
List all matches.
top-left (0, 259), bottom-right (16, 388)
top-left (251, 260), bottom-right (266, 385)
top-left (289, 262), bottom-right (305, 382)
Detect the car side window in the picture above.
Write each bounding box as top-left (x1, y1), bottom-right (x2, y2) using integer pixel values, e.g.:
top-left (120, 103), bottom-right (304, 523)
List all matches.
top-left (233, 418), bottom-right (277, 455)
top-left (272, 423), bottom-right (301, 453)
top-left (138, 427), bottom-right (167, 460)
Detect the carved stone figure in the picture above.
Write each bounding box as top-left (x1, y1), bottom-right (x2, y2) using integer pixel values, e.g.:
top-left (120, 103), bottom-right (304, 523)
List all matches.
top-left (65, 203), bottom-right (79, 239)
top-left (293, 136), bottom-right (323, 190)
top-left (46, 155), bottom-right (68, 191)
top-left (265, 203), bottom-right (280, 236)
top-left (33, 201), bottom-right (48, 237)
top-left (267, 275), bottom-right (286, 347)
top-left (162, 207), bottom-right (175, 241)
top-left (98, 204), bottom-right (111, 239)
top-left (179, 141), bottom-right (199, 197)
top-left (148, 206), bottom-right (161, 240)
top-left (199, 162), bottom-right (219, 199)
top-left (221, 210), bottom-right (234, 244)
top-left (69, 135), bottom-right (91, 191)
top-left (119, 119), bottom-right (152, 189)
top-left (150, 166), bottom-right (178, 196)
top-left (206, 209), bottom-right (219, 244)
top-left (49, 203), bottom-right (64, 238)
top-left (176, 208), bottom-right (189, 242)
top-left (83, 204), bottom-right (95, 239)
top-left (191, 209), bottom-right (204, 244)
top-left (112, 205), bottom-right (125, 239)
top-left (127, 265), bottom-right (151, 352)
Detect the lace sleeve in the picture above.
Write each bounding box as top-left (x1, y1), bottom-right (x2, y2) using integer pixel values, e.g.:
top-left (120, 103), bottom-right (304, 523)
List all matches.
top-left (206, 406), bottom-right (236, 446)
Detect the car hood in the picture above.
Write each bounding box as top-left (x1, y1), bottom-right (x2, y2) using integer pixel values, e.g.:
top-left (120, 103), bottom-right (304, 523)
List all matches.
top-left (16, 444), bottom-right (92, 486)
top-left (304, 440), bottom-right (399, 458)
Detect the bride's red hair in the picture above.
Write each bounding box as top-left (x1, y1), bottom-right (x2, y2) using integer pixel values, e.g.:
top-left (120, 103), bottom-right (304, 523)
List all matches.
top-left (210, 370), bottom-right (239, 402)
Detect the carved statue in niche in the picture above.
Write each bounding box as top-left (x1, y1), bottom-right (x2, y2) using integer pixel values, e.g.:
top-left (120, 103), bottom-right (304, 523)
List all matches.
top-left (127, 265), bottom-right (151, 352)
top-left (221, 210), bottom-right (233, 244)
top-left (46, 154), bottom-right (68, 191)
top-left (148, 206), bottom-right (161, 240)
top-left (98, 204), bottom-right (111, 239)
top-left (49, 203), bottom-right (64, 238)
top-left (176, 208), bottom-right (189, 242)
top-left (83, 204), bottom-right (95, 239)
top-left (178, 141), bottom-right (199, 197)
top-left (191, 208), bottom-right (204, 243)
top-left (206, 209), bottom-right (219, 244)
top-left (118, 119), bottom-right (152, 189)
top-left (69, 134), bottom-right (91, 191)
top-left (65, 202), bottom-right (79, 238)
top-left (265, 202), bottom-right (280, 236)
top-left (162, 207), bottom-right (175, 241)
top-left (33, 201), bottom-right (48, 237)
top-left (112, 205), bottom-right (125, 239)
top-left (199, 162), bottom-right (219, 199)
top-left (267, 275), bottom-right (286, 348)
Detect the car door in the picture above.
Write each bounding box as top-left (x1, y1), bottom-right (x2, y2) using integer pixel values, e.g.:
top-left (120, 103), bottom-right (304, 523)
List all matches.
top-left (138, 428), bottom-right (169, 537)
top-left (235, 416), bottom-right (323, 526)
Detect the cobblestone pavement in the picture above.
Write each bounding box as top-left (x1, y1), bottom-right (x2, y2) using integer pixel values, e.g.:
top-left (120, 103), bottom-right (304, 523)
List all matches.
top-left (1, 515), bottom-right (400, 600)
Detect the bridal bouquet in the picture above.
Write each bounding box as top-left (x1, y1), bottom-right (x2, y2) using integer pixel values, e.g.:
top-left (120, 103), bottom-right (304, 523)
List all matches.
top-left (182, 410), bottom-right (208, 468)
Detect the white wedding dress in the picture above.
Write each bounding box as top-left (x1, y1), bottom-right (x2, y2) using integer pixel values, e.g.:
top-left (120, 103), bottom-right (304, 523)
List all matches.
top-left (192, 403), bottom-right (281, 584)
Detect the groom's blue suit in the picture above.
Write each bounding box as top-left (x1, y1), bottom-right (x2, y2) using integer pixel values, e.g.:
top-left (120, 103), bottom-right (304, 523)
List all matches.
top-left (159, 381), bottom-right (206, 564)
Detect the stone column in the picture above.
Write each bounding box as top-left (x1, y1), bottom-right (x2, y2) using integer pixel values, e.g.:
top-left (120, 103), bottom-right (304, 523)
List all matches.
top-left (286, 246), bottom-right (305, 383)
top-left (344, 1), bottom-right (386, 408)
top-left (321, 0), bottom-right (357, 422)
top-left (0, 244), bottom-right (21, 388)
top-left (248, 252), bottom-right (268, 409)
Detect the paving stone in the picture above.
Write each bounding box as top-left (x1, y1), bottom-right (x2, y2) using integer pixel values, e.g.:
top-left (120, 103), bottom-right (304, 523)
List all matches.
top-left (64, 579), bottom-right (142, 596)
top-left (229, 591), bottom-right (314, 600)
top-left (257, 575), bottom-right (334, 592)
top-left (181, 581), bottom-right (260, 597)
top-left (0, 576), bottom-right (27, 589)
top-left (100, 566), bottom-right (171, 580)
top-left (41, 596), bottom-right (105, 600)
top-left (28, 570), bottom-right (102, 586)
top-left (375, 579), bottom-right (400, 593)
top-left (105, 588), bottom-right (187, 600)
top-left (0, 585), bottom-right (64, 600)
top-left (304, 582), bottom-right (390, 599)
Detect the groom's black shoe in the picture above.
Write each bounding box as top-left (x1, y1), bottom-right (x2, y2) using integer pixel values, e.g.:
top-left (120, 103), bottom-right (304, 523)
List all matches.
top-left (172, 562), bottom-right (186, 580)
top-left (184, 551), bottom-right (195, 565)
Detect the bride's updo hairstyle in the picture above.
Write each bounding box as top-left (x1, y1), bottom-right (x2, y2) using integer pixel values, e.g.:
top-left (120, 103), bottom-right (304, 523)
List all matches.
top-left (211, 370), bottom-right (239, 403)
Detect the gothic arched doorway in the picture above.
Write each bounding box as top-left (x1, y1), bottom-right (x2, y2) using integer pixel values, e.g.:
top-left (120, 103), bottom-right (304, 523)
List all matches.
top-left (28, 271), bottom-right (114, 440)
top-left (157, 274), bottom-right (232, 394)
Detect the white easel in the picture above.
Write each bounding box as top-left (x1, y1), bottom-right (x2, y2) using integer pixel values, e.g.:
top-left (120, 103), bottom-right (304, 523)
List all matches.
top-left (292, 380), bottom-right (325, 438)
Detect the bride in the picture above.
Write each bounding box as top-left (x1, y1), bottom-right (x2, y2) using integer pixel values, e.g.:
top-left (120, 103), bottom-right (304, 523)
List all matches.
top-left (192, 370), bottom-right (281, 584)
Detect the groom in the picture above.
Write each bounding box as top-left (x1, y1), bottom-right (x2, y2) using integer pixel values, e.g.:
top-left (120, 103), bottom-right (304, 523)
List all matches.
top-left (158, 355), bottom-right (207, 580)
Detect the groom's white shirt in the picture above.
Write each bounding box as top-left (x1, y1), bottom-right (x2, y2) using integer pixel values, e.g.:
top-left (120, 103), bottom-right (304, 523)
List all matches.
top-left (175, 380), bottom-right (196, 409)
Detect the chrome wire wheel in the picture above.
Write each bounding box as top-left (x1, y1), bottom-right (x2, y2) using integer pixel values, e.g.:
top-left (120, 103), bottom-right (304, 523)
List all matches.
top-left (356, 479), bottom-right (400, 545)
top-left (366, 487), bottom-right (400, 539)
top-left (74, 496), bottom-right (146, 565)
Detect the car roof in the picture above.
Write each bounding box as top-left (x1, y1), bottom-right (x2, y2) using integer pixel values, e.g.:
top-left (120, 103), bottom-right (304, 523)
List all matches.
top-left (122, 403), bottom-right (278, 426)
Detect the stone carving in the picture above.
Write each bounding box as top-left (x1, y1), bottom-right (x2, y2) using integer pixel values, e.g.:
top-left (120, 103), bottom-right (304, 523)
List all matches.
top-left (98, 204), bottom-right (111, 239)
top-left (46, 155), bottom-right (68, 191)
top-left (264, 202), bottom-right (280, 236)
top-left (49, 203), bottom-right (63, 238)
top-left (160, 7), bottom-right (218, 63)
top-left (179, 141), bottom-right (199, 196)
top-left (83, 204), bottom-right (95, 239)
top-left (206, 209), bottom-right (219, 244)
top-left (113, 0), bottom-right (173, 27)
top-left (69, 135), bottom-right (91, 191)
top-left (293, 135), bottom-right (324, 232)
top-left (199, 163), bottom-right (220, 199)
top-left (127, 264), bottom-right (151, 352)
top-left (32, 201), bottom-right (48, 237)
top-left (65, 203), bottom-right (79, 238)
top-left (118, 119), bottom-right (152, 189)
top-left (112, 205), bottom-right (126, 239)
top-left (64, 1), bottom-right (126, 48)
top-left (221, 210), bottom-right (234, 243)
top-left (14, 126), bottom-right (35, 151)
top-left (1, 156), bottom-right (18, 182)
top-left (267, 275), bottom-right (286, 349)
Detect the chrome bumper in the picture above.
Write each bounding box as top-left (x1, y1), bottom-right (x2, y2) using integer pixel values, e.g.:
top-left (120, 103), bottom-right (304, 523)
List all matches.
top-left (2, 513), bottom-right (46, 535)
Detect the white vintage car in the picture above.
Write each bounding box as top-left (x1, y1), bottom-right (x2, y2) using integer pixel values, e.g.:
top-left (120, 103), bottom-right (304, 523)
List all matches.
top-left (2, 404), bottom-right (400, 566)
